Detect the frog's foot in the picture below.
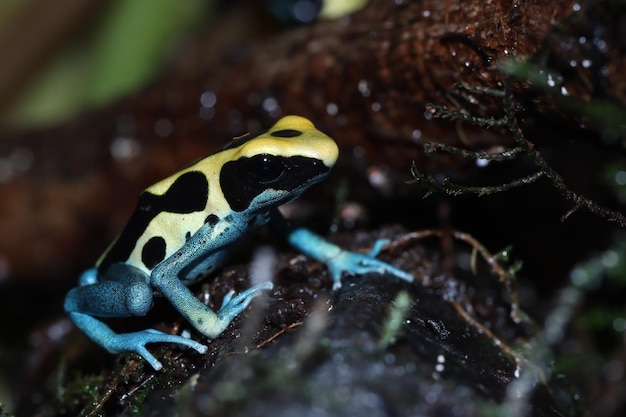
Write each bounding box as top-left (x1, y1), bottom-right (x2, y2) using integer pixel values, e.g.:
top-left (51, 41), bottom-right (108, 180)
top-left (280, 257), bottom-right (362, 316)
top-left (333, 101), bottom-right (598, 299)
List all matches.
top-left (217, 281), bottom-right (274, 323)
top-left (327, 238), bottom-right (414, 290)
top-left (108, 328), bottom-right (208, 371)
top-left (68, 312), bottom-right (207, 371)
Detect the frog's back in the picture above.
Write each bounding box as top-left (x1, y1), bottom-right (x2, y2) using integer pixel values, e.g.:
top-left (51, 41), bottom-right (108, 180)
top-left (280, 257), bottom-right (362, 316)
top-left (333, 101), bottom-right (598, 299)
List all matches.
top-left (96, 115), bottom-right (338, 276)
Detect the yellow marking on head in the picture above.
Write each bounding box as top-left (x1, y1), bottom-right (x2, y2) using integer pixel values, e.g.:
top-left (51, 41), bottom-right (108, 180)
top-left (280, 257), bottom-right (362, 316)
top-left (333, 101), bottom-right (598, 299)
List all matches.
top-left (238, 115), bottom-right (339, 168)
top-left (100, 116), bottom-right (338, 270)
top-left (146, 116), bottom-right (337, 198)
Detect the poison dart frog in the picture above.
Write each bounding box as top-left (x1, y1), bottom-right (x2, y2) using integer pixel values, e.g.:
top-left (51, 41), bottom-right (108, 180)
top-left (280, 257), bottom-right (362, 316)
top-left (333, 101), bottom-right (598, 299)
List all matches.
top-left (65, 115), bottom-right (413, 370)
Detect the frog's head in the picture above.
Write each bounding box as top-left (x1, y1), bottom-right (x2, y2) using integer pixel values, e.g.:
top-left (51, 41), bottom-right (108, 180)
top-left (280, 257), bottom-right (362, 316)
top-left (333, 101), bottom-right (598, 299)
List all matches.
top-left (220, 116), bottom-right (339, 213)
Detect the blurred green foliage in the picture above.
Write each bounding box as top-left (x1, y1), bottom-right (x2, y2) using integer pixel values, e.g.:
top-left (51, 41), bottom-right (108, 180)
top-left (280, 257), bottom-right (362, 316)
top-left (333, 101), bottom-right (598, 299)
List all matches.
top-left (4, 0), bottom-right (209, 128)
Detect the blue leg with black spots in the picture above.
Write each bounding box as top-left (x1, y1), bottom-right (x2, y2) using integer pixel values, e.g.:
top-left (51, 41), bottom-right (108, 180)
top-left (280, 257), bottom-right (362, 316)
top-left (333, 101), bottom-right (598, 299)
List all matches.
top-left (64, 264), bottom-right (208, 370)
top-left (68, 312), bottom-right (208, 371)
top-left (217, 284), bottom-right (274, 323)
top-left (150, 250), bottom-right (273, 341)
top-left (269, 210), bottom-right (413, 289)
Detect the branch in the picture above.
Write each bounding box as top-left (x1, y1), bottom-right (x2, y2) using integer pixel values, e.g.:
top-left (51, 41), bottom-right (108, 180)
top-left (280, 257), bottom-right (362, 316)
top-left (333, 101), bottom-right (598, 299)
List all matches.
top-left (412, 78), bottom-right (626, 227)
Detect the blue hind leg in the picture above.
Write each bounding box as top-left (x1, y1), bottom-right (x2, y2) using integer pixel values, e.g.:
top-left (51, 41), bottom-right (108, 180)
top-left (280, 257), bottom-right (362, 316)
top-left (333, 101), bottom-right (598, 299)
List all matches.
top-left (269, 210), bottom-right (413, 289)
top-left (65, 264), bottom-right (207, 370)
top-left (68, 312), bottom-right (207, 371)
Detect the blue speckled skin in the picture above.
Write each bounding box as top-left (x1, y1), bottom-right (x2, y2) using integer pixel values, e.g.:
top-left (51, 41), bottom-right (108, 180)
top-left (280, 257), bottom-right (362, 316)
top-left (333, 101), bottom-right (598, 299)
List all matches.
top-left (64, 116), bottom-right (413, 371)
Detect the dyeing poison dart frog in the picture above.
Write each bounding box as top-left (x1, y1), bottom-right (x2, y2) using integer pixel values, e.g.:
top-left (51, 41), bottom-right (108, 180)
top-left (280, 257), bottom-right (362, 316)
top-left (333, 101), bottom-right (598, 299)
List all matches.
top-left (65, 115), bottom-right (413, 370)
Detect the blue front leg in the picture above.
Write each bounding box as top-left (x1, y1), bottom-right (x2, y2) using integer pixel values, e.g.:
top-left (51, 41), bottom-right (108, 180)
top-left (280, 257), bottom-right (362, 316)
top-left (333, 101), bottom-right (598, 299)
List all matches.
top-left (269, 210), bottom-right (413, 289)
top-left (148, 222), bottom-right (273, 342)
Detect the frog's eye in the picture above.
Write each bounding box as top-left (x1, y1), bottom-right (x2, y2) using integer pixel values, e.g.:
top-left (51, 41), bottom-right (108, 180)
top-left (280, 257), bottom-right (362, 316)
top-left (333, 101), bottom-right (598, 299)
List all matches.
top-left (255, 154), bottom-right (285, 184)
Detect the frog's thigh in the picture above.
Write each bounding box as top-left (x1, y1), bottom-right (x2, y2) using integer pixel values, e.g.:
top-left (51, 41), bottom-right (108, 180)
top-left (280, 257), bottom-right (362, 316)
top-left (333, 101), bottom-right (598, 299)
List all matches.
top-left (64, 264), bottom-right (152, 318)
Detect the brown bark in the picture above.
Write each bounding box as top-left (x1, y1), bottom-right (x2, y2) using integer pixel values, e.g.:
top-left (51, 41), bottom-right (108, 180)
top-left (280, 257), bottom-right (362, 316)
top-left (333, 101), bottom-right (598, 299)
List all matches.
top-left (0, 0), bottom-right (612, 283)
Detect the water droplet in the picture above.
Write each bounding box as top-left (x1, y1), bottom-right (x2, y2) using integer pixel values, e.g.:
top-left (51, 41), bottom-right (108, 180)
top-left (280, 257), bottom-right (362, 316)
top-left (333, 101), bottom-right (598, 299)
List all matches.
top-left (262, 97), bottom-right (281, 118)
top-left (110, 137), bottom-right (141, 160)
top-left (601, 250), bottom-right (619, 268)
top-left (200, 91), bottom-right (217, 108)
top-left (9, 147), bottom-right (33, 175)
top-left (367, 166), bottom-right (389, 189)
top-left (593, 37), bottom-right (607, 53)
top-left (613, 317), bottom-right (626, 332)
top-left (358, 79), bottom-right (371, 97)
top-left (293, 0), bottom-right (319, 23)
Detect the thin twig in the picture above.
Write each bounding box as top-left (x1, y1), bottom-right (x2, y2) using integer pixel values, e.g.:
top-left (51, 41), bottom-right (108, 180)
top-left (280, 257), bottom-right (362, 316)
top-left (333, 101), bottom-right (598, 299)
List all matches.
top-left (256, 322), bottom-right (303, 349)
top-left (414, 80), bottom-right (626, 227)
top-left (391, 229), bottom-right (526, 324)
top-left (425, 103), bottom-right (508, 127)
top-left (502, 78), bottom-right (626, 227)
top-left (409, 164), bottom-right (545, 197)
top-left (424, 141), bottom-right (525, 160)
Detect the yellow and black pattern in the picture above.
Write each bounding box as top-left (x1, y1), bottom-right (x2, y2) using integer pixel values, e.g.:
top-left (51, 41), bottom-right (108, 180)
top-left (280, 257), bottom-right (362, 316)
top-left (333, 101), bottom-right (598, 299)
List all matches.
top-left (96, 115), bottom-right (338, 275)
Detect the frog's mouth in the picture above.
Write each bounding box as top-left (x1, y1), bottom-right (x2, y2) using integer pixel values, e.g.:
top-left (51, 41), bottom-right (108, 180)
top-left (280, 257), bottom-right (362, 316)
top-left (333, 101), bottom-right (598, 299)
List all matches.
top-left (220, 155), bottom-right (331, 213)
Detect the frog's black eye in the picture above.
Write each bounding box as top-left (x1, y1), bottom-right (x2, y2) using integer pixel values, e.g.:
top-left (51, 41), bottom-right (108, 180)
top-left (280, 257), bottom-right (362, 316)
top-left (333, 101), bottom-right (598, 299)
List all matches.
top-left (255, 154), bottom-right (285, 184)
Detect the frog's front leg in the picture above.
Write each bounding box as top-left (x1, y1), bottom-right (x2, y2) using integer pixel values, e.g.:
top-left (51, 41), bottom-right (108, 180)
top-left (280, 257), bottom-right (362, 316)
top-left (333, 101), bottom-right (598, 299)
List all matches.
top-left (150, 264), bottom-right (272, 340)
top-left (269, 210), bottom-right (413, 289)
top-left (64, 264), bottom-right (208, 370)
top-left (149, 227), bottom-right (273, 341)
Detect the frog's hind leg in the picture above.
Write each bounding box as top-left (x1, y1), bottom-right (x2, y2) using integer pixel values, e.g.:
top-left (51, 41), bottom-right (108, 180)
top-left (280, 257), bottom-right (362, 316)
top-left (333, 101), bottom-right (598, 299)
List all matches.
top-left (64, 270), bottom-right (153, 318)
top-left (67, 312), bottom-right (207, 370)
top-left (64, 263), bottom-right (207, 370)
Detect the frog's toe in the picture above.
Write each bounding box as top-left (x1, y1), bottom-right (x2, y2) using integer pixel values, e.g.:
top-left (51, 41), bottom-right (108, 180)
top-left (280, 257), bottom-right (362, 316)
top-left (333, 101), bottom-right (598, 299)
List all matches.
top-left (328, 251), bottom-right (414, 287)
top-left (217, 281), bottom-right (273, 322)
top-left (135, 346), bottom-right (164, 371)
top-left (109, 329), bottom-right (208, 371)
top-left (354, 257), bottom-right (414, 282)
top-left (367, 238), bottom-right (391, 257)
